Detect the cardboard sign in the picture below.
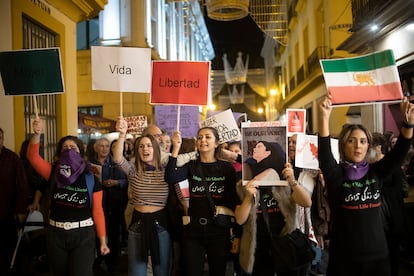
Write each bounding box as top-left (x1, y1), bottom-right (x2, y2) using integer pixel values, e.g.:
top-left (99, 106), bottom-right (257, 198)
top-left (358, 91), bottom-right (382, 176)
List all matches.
top-left (0, 48), bottom-right (64, 96)
top-left (91, 46), bottom-right (151, 92)
top-left (286, 108), bottom-right (306, 136)
top-left (295, 134), bottom-right (340, 170)
top-left (124, 115), bottom-right (148, 135)
top-left (200, 109), bottom-right (241, 143)
top-left (151, 61), bottom-right (209, 105)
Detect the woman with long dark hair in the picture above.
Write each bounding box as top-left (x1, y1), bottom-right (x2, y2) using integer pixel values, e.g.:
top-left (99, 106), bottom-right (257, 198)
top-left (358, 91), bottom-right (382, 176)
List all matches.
top-left (165, 127), bottom-right (240, 276)
top-left (317, 96), bottom-right (414, 276)
top-left (27, 119), bottom-right (109, 276)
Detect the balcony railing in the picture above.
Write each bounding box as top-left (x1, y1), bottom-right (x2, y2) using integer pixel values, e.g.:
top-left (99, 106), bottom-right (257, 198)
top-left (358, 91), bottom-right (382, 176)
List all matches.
top-left (296, 65), bottom-right (304, 86)
top-left (289, 76), bottom-right (296, 94)
top-left (351, 0), bottom-right (392, 31)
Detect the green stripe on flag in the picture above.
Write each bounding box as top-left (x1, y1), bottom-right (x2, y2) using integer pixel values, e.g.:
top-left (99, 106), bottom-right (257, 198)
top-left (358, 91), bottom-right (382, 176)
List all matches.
top-left (321, 50), bottom-right (396, 73)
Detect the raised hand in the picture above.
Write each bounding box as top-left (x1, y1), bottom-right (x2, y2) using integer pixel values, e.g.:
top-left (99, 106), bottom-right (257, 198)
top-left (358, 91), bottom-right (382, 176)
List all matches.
top-left (32, 118), bottom-right (42, 135)
top-left (116, 116), bottom-right (128, 136)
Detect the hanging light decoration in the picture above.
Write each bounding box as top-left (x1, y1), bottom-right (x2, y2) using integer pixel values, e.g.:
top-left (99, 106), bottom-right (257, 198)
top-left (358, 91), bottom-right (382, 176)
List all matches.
top-left (250, 0), bottom-right (288, 46)
top-left (205, 0), bottom-right (249, 21)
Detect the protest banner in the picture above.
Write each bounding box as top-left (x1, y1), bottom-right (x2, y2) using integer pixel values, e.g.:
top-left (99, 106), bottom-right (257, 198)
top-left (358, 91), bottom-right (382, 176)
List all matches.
top-left (241, 121), bottom-right (288, 186)
top-left (0, 48), bottom-right (64, 96)
top-left (294, 134), bottom-right (339, 170)
top-left (200, 109), bottom-right (241, 143)
top-left (286, 108), bottom-right (306, 136)
top-left (320, 49), bottom-right (403, 105)
top-left (91, 46), bottom-right (151, 92)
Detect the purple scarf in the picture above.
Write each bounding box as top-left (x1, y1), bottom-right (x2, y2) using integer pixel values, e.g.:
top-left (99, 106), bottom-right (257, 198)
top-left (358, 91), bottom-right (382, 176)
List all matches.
top-left (341, 160), bottom-right (369, 181)
top-left (55, 149), bottom-right (87, 188)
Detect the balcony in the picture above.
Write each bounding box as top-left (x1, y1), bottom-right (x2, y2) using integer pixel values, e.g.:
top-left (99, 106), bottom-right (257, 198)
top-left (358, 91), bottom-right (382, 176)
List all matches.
top-left (338, 0), bottom-right (414, 53)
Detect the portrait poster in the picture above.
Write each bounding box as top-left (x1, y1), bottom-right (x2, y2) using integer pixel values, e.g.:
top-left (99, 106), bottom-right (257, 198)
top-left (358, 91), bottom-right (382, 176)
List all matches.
top-left (286, 108), bottom-right (306, 136)
top-left (295, 134), bottom-right (340, 170)
top-left (241, 121), bottom-right (288, 186)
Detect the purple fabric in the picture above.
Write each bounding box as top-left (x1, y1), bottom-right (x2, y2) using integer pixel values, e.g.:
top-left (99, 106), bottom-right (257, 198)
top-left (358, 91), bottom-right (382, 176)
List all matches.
top-left (341, 160), bottom-right (369, 181)
top-left (55, 149), bottom-right (87, 188)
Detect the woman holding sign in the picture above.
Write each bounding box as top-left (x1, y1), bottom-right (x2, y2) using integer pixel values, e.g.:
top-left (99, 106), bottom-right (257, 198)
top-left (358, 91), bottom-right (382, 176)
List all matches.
top-left (235, 140), bottom-right (312, 276)
top-left (112, 117), bottom-right (171, 276)
top-left (27, 119), bottom-right (110, 276)
top-left (165, 127), bottom-right (240, 276)
top-left (317, 96), bottom-right (414, 276)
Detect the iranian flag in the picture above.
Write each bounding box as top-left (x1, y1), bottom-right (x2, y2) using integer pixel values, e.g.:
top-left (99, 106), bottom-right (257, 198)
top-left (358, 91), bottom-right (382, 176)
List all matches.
top-left (320, 50), bottom-right (403, 105)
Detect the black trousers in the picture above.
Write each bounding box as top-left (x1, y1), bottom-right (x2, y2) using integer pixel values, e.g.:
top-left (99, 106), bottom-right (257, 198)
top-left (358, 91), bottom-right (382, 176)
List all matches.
top-left (182, 221), bottom-right (230, 276)
top-left (47, 226), bottom-right (95, 276)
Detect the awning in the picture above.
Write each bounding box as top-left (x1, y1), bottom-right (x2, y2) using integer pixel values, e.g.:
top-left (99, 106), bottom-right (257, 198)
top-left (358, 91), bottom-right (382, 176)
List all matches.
top-left (78, 113), bottom-right (116, 133)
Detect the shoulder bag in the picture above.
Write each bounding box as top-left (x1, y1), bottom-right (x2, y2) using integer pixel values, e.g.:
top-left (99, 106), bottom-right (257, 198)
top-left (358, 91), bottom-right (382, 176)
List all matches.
top-left (260, 192), bottom-right (315, 271)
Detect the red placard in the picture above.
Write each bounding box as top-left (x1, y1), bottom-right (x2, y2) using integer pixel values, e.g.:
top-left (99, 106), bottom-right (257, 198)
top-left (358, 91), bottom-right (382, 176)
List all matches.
top-left (151, 61), bottom-right (210, 105)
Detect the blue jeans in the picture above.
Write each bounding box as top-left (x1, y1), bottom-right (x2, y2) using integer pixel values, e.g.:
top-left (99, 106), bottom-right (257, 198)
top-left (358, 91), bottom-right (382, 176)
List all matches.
top-left (128, 222), bottom-right (171, 276)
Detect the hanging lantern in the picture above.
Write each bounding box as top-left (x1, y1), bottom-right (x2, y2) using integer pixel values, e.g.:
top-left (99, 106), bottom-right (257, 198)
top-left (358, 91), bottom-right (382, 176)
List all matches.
top-left (206, 0), bottom-right (249, 21)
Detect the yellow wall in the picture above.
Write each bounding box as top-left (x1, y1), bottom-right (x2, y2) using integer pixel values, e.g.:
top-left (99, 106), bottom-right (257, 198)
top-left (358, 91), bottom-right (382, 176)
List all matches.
top-left (11, 0), bottom-right (79, 150)
top-left (0, 1), bottom-right (15, 150)
top-left (9, 0), bottom-right (106, 153)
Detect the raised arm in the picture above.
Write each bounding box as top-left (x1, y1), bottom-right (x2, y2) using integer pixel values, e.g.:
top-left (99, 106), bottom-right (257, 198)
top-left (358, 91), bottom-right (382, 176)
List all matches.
top-left (318, 95), bottom-right (333, 138)
top-left (400, 96), bottom-right (414, 139)
top-left (27, 118), bottom-right (52, 180)
top-left (170, 130), bottom-right (182, 158)
top-left (112, 116), bottom-right (128, 163)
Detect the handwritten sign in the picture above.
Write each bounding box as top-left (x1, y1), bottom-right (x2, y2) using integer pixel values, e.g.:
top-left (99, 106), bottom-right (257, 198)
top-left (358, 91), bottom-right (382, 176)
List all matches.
top-left (124, 115), bottom-right (147, 135)
top-left (199, 109), bottom-right (241, 143)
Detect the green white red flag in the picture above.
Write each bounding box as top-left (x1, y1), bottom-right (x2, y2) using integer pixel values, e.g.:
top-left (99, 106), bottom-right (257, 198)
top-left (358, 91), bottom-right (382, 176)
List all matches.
top-left (320, 50), bottom-right (403, 105)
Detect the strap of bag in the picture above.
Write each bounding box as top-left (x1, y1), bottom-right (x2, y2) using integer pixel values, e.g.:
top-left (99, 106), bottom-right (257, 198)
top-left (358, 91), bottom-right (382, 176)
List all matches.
top-left (259, 189), bottom-right (273, 237)
top-left (198, 163), bottom-right (217, 217)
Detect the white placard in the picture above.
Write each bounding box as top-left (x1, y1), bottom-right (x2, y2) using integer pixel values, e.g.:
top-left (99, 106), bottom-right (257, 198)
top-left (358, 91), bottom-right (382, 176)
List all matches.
top-left (91, 46), bottom-right (151, 92)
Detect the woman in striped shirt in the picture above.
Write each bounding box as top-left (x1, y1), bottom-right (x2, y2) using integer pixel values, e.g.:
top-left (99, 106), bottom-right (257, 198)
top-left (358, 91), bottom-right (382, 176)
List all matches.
top-left (112, 117), bottom-right (171, 276)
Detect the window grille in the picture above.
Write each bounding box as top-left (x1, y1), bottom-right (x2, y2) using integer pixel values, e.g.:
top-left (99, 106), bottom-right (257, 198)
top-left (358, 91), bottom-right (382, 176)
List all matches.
top-left (22, 16), bottom-right (58, 162)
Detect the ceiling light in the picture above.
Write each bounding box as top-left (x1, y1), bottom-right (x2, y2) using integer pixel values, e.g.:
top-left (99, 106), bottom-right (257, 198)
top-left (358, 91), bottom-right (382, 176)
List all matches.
top-left (257, 107), bottom-right (263, 114)
top-left (370, 24), bottom-right (379, 31)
